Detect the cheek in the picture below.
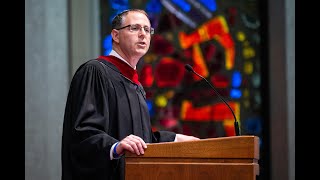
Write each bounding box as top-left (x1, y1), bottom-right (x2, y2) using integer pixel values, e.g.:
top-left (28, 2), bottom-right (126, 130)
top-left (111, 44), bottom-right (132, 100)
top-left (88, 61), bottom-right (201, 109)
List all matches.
top-left (120, 35), bottom-right (134, 47)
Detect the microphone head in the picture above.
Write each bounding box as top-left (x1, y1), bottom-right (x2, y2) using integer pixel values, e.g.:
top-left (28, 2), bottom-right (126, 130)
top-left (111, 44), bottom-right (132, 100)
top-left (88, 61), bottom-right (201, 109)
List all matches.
top-left (185, 64), bottom-right (194, 72)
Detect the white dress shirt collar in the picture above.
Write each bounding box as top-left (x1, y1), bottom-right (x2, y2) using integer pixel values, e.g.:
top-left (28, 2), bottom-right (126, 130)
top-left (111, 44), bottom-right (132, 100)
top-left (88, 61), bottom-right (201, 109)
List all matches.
top-left (109, 50), bottom-right (136, 70)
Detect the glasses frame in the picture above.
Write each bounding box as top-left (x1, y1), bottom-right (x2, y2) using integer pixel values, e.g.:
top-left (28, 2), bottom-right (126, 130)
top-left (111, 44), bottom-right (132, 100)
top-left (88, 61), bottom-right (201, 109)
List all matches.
top-left (116, 24), bottom-right (154, 35)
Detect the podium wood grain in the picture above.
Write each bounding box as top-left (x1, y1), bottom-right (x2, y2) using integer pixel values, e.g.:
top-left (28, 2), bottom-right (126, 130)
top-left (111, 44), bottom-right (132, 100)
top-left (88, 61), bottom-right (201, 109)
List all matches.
top-left (125, 135), bottom-right (259, 180)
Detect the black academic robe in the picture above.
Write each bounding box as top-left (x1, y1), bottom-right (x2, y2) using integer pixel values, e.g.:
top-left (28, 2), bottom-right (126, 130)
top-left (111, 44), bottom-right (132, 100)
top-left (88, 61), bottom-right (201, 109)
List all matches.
top-left (61, 58), bottom-right (176, 180)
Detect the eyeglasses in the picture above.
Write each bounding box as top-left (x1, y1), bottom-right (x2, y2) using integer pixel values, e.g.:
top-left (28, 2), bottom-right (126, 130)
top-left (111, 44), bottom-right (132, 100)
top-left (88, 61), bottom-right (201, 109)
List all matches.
top-left (116, 24), bottom-right (154, 35)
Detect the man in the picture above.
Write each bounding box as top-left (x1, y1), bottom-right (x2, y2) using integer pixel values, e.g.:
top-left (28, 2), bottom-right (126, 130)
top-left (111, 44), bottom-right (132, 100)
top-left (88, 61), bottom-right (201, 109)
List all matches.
top-left (61, 9), bottom-right (199, 180)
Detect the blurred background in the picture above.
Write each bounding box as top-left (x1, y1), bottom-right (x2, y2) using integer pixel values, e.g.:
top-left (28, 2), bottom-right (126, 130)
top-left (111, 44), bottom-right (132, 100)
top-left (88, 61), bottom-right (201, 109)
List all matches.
top-left (25, 0), bottom-right (294, 179)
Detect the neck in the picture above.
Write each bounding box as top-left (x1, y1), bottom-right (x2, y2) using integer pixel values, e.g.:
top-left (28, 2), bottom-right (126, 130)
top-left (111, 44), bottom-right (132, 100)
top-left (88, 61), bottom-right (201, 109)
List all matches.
top-left (112, 46), bottom-right (140, 68)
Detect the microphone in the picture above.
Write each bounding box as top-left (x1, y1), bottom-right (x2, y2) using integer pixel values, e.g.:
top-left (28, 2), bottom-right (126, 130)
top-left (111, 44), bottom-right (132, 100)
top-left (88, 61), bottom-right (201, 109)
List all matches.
top-left (184, 64), bottom-right (241, 136)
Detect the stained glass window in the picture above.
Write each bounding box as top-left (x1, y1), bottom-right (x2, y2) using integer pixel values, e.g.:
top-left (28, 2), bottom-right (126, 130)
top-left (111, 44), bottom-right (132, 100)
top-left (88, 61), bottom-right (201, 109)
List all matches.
top-left (101, 0), bottom-right (265, 150)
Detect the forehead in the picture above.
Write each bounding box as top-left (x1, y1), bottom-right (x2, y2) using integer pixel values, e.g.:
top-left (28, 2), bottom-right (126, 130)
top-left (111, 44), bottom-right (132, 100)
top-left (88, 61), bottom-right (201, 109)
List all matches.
top-left (123, 11), bottom-right (150, 26)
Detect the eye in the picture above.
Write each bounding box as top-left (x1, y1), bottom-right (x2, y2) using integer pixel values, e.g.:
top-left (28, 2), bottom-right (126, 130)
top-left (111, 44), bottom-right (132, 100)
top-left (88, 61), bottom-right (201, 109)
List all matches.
top-left (144, 27), bottom-right (150, 33)
top-left (131, 25), bottom-right (139, 31)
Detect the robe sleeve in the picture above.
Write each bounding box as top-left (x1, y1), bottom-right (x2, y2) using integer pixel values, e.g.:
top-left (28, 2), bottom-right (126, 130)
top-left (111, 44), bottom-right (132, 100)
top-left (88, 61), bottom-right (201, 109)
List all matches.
top-left (152, 130), bottom-right (176, 142)
top-left (63, 60), bottom-right (117, 170)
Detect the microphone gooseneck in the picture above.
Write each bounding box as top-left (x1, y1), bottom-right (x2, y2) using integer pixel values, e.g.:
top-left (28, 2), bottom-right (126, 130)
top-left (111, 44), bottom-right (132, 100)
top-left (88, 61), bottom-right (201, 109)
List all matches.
top-left (184, 64), bottom-right (241, 136)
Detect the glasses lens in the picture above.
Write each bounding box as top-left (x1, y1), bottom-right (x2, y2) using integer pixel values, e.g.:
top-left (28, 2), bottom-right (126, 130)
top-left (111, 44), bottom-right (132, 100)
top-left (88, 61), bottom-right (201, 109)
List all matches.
top-left (130, 24), bottom-right (139, 31)
top-left (127, 24), bottom-right (154, 35)
top-left (143, 26), bottom-right (150, 33)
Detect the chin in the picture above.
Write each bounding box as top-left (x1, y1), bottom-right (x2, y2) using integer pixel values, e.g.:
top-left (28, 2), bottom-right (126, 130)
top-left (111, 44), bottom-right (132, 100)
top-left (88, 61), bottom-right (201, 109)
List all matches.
top-left (136, 50), bottom-right (148, 56)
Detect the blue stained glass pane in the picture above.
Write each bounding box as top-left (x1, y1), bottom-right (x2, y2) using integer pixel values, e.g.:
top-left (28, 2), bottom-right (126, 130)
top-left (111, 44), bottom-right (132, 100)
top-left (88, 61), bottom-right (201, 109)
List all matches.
top-left (230, 89), bottom-right (242, 99)
top-left (198, 0), bottom-right (217, 12)
top-left (103, 35), bottom-right (112, 56)
top-left (109, 0), bottom-right (130, 23)
top-left (146, 100), bottom-right (155, 117)
top-left (110, 0), bottom-right (128, 8)
top-left (146, 0), bottom-right (162, 13)
top-left (243, 117), bottom-right (262, 134)
top-left (171, 0), bottom-right (191, 12)
top-left (231, 71), bottom-right (242, 88)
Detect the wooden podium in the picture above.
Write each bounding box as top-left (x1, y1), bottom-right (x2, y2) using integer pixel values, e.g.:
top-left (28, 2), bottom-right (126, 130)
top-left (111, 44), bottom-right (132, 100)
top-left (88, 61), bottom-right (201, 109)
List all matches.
top-left (125, 135), bottom-right (259, 180)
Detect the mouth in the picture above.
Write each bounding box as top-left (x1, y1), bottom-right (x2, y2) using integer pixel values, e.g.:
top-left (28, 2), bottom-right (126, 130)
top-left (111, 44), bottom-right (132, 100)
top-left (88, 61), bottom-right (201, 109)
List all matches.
top-left (137, 42), bottom-right (147, 46)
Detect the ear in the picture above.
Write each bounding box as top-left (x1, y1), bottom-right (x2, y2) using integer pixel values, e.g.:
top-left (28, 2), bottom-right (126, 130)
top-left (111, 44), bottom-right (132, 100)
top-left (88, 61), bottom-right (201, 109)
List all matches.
top-left (111, 29), bottom-right (120, 43)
